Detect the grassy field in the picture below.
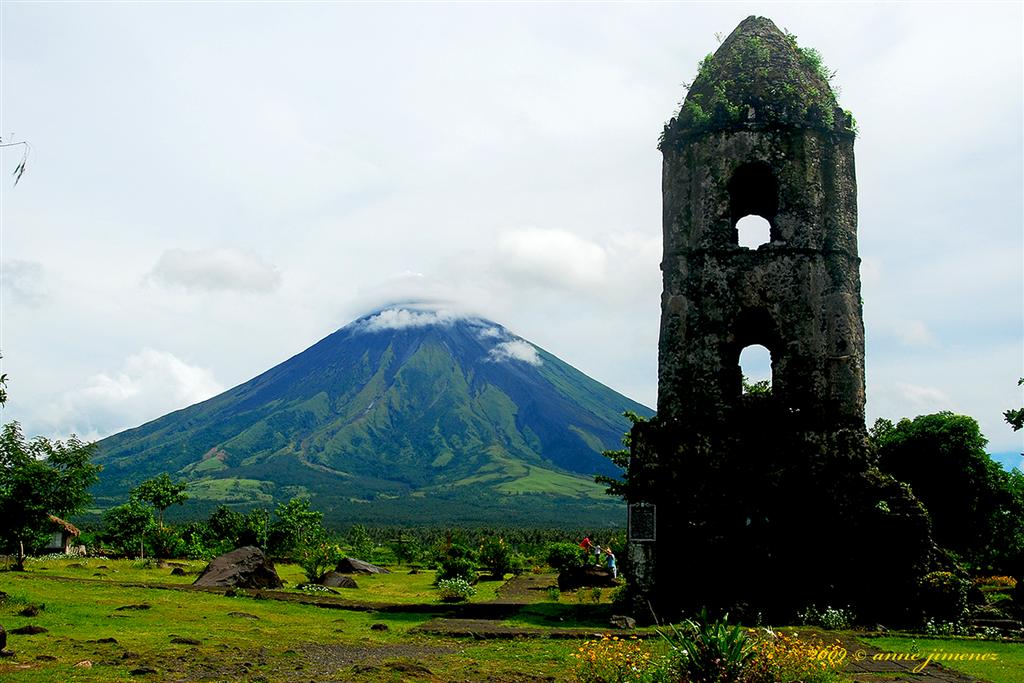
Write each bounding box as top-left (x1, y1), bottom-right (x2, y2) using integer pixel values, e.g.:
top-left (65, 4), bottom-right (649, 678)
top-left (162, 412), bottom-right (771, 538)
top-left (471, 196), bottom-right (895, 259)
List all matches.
top-left (0, 563), bottom-right (572, 682)
top-left (5, 557), bottom-right (1024, 682)
top-left (15, 557), bottom-right (506, 605)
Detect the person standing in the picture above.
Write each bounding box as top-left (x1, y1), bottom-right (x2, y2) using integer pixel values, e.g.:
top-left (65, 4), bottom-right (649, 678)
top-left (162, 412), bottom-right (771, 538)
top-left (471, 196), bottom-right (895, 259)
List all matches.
top-left (605, 549), bottom-right (617, 579)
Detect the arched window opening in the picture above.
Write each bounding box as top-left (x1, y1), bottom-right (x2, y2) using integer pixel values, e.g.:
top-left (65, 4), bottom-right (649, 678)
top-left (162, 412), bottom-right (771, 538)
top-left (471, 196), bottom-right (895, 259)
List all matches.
top-left (737, 215), bottom-right (771, 249)
top-left (739, 344), bottom-right (772, 395)
top-left (727, 162), bottom-right (778, 247)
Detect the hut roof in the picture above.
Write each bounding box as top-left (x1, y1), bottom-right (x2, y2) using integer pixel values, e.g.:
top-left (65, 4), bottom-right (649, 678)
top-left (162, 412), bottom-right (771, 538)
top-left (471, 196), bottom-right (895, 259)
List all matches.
top-left (48, 514), bottom-right (81, 536)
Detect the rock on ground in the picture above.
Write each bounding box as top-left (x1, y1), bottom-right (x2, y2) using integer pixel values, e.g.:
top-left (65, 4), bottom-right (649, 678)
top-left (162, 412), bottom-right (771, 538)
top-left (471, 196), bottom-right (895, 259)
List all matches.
top-left (318, 571), bottom-right (359, 588)
top-left (557, 565), bottom-right (618, 591)
top-left (192, 546), bottom-right (283, 589)
top-left (335, 557), bottom-right (390, 575)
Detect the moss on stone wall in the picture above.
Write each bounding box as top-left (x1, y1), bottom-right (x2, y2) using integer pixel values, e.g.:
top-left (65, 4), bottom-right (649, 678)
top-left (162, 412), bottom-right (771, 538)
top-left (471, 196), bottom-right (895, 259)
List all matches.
top-left (661, 16), bottom-right (856, 148)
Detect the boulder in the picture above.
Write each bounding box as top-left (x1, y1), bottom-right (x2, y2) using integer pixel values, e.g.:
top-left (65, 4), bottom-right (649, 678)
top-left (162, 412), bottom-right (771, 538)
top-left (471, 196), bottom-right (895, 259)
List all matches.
top-left (318, 571), bottom-right (359, 589)
top-left (335, 557), bottom-right (390, 575)
top-left (557, 565), bottom-right (618, 591)
top-left (193, 546), bottom-right (282, 589)
top-left (610, 615), bottom-right (636, 629)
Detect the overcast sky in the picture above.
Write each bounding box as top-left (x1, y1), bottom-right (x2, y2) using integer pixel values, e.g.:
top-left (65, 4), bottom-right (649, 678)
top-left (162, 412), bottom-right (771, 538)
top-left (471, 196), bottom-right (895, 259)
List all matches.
top-left (1, 2), bottom-right (1021, 466)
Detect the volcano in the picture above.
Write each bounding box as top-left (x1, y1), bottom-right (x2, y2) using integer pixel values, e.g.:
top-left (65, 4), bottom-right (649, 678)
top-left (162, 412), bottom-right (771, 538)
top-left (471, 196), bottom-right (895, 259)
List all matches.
top-left (94, 306), bottom-right (653, 525)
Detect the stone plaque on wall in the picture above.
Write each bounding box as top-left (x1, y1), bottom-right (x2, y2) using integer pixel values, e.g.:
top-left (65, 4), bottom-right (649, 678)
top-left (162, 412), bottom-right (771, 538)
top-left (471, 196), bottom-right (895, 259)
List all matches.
top-left (628, 503), bottom-right (656, 542)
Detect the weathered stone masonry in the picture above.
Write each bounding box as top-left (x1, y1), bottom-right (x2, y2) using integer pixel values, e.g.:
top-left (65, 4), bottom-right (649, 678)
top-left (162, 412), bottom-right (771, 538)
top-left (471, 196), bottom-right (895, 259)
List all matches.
top-left (627, 16), bottom-right (934, 622)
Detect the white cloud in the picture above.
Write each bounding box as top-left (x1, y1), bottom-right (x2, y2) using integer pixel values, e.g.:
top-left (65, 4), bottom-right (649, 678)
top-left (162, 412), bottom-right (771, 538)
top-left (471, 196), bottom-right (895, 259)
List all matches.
top-left (477, 326), bottom-right (504, 340)
top-left (148, 248), bottom-right (281, 293)
top-left (496, 228), bottom-right (608, 291)
top-left (488, 340), bottom-right (543, 366)
top-left (1, 4), bottom-right (1019, 457)
top-left (1, 260), bottom-right (48, 307)
top-left (42, 349), bottom-right (223, 439)
top-left (356, 306), bottom-right (462, 332)
top-left (893, 382), bottom-right (953, 411)
top-left (894, 320), bottom-right (936, 347)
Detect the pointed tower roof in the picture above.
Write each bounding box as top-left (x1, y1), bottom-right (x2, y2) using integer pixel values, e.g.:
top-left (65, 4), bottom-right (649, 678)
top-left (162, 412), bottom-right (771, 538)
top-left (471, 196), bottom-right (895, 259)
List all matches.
top-left (662, 16), bottom-right (854, 146)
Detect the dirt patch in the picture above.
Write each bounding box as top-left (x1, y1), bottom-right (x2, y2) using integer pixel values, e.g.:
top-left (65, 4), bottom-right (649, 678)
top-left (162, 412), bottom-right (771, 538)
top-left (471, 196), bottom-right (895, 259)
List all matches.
top-left (492, 573), bottom-right (558, 605)
top-left (300, 642), bottom-right (453, 675)
top-left (414, 617), bottom-right (646, 641)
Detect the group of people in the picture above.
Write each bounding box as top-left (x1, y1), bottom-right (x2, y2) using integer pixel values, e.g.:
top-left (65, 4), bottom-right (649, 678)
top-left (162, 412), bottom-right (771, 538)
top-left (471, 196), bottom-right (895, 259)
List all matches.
top-left (579, 536), bottom-right (617, 579)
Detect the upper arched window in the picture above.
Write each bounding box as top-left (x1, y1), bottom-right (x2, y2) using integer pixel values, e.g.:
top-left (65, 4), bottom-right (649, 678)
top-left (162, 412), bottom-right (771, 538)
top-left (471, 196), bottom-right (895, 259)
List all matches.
top-left (727, 162), bottom-right (778, 248)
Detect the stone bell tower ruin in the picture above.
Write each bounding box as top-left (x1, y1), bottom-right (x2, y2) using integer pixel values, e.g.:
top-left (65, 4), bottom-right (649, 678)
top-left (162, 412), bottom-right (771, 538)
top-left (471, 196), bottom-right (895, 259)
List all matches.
top-left (626, 16), bottom-right (934, 622)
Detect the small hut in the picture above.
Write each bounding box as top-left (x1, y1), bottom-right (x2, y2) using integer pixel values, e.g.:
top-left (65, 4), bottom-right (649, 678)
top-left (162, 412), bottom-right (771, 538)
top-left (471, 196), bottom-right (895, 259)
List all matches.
top-left (42, 515), bottom-right (81, 554)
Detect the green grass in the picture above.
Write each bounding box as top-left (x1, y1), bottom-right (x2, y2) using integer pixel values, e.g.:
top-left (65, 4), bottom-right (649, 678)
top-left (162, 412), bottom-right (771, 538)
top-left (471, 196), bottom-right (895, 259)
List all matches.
top-left (187, 477), bottom-right (275, 503)
top-left (0, 571), bottom-right (438, 681)
top-left (279, 564), bottom-right (505, 604)
top-left (865, 636), bottom-right (1024, 683)
top-left (17, 558), bottom-right (505, 605)
top-left (17, 557), bottom-right (206, 585)
top-left (0, 563), bottom-right (589, 682)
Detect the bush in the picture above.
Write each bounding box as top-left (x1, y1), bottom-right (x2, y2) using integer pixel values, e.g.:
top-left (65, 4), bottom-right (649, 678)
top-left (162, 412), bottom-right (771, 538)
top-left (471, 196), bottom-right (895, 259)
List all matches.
top-left (546, 541), bottom-right (585, 572)
top-left (436, 542), bottom-right (478, 582)
top-left (146, 525), bottom-right (186, 559)
top-left (571, 635), bottom-right (667, 682)
top-left (183, 532), bottom-right (214, 560)
top-left (797, 605), bottom-right (855, 630)
top-left (296, 534), bottom-right (344, 583)
top-left (480, 537), bottom-right (525, 578)
top-left (662, 609), bottom-right (755, 683)
top-left (974, 575), bottom-right (1017, 589)
top-left (919, 570), bottom-right (970, 624)
top-left (346, 524), bottom-right (374, 560)
top-left (436, 577), bottom-right (476, 602)
top-left (747, 628), bottom-right (847, 683)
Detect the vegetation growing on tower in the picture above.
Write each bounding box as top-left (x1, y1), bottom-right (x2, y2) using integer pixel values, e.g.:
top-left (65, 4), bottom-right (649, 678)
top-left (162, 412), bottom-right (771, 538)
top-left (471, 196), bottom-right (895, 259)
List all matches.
top-left (661, 17), bottom-right (856, 148)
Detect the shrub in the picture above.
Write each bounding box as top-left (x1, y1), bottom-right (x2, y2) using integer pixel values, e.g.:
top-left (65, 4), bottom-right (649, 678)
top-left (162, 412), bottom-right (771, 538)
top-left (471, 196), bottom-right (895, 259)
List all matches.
top-left (346, 524), bottom-right (374, 560)
top-left (919, 570), bottom-right (970, 624)
top-left (923, 618), bottom-right (967, 636)
top-left (546, 541), bottom-right (586, 572)
top-left (297, 538), bottom-right (344, 583)
top-left (747, 628), bottom-right (847, 683)
top-left (662, 608), bottom-right (755, 683)
top-left (571, 635), bottom-right (666, 683)
top-left (146, 525), bottom-right (186, 559)
top-left (480, 536), bottom-right (511, 578)
top-left (797, 605), bottom-right (855, 630)
top-left (436, 577), bottom-right (476, 602)
top-left (974, 575), bottom-right (1017, 589)
top-left (569, 623), bottom-right (847, 683)
top-left (436, 542), bottom-right (478, 582)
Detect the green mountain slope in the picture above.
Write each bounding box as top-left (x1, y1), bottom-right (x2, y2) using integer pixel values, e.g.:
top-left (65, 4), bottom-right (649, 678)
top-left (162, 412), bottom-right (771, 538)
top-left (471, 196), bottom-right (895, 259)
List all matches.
top-left (94, 307), bottom-right (653, 525)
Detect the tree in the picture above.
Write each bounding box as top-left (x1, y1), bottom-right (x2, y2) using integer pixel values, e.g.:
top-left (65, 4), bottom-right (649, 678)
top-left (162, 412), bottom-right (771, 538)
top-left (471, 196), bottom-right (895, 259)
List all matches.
top-left (596, 410), bottom-right (648, 499)
top-left (0, 422), bottom-right (100, 569)
top-left (268, 497), bottom-right (337, 582)
top-left (346, 524), bottom-right (373, 560)
top-left (872, 412), bottom-right (1024, 572)
top-left (269, 497), bottom-right (323, 556)
top-left (103, 499), bottom-right (155, 558)
top-left (1005, 378), bottom-right (1024, 432)
top-left (130, 473), bottom-right (189, 526)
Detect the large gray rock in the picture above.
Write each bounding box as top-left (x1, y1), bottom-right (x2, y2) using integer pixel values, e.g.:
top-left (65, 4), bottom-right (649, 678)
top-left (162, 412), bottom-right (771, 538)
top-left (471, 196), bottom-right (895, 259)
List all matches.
top-left (335, 557), bottom-right (390, 575)
top-left (557, 565), bottom-right (618, 591)
top-left (318, 571), bottom-right (359, 589)
top-left (193, 546), bottom-right (282, 589)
